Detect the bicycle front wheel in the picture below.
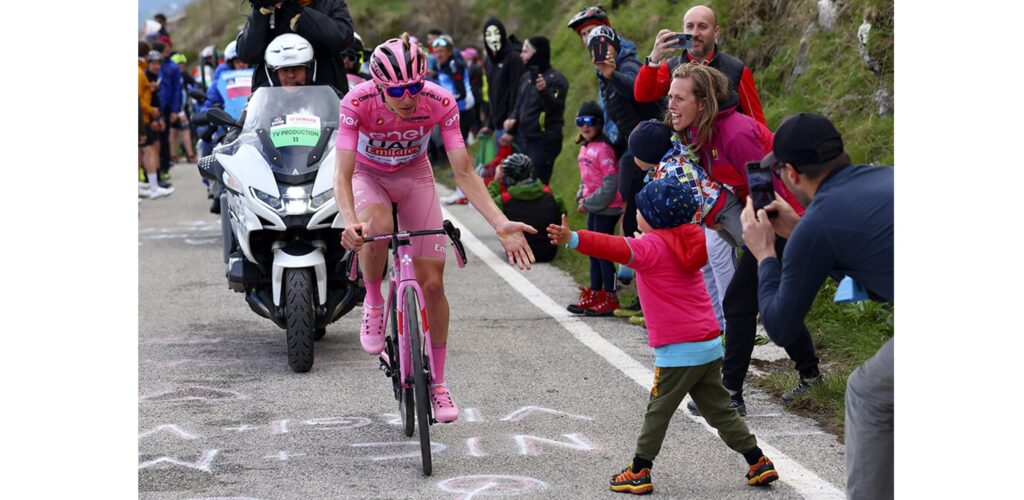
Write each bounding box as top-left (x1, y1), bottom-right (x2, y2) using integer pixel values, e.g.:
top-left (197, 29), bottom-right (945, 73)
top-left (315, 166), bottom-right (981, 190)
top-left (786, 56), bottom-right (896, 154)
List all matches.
top-left (405, 290), bottom-right (433, 476)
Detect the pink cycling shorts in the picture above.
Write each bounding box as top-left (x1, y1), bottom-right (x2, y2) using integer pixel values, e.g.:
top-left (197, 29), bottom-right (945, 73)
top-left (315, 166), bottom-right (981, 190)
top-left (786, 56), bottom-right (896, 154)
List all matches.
top-left (352, 160), bottom-right (446, 260)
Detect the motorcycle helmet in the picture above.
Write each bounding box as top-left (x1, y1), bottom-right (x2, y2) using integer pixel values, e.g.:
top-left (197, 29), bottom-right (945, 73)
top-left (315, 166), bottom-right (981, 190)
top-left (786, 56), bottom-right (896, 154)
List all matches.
top-left (264, 33), bottom-right (317, 86)
top-left (223, 40), bottom-right (239, 62)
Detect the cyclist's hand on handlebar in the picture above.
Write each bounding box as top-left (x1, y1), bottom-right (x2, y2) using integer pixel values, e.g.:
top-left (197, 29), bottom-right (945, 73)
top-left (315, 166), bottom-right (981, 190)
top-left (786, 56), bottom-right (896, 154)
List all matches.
top-left (496, 221), bottom-right (537, 270)
top-left (341, 222), bottom-right (366, 251)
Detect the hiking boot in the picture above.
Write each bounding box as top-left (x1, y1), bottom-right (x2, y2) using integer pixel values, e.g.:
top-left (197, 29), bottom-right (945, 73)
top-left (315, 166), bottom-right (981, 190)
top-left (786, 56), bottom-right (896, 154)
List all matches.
top-left (610, 463), bottom-right (653, 495)
top-left (746, 456), bottom-right (779, 486)
top-left (585, 290), bottom-right (620, 317)
top-left (430, 384), bottom-right (459, 423)
top-left (782, 375), bottom-right (822, 404)
top-left (613, 297), bottom-right (642, 317)
top-left (686, 394), bottom-right (746, 417)
top-left (628, 311), bottom-right (645, 327)
top-left (567, 287), bottom-right (598, 314)
top-left (359, 305), bottom-right (386, 355)
top-left (616, 265), bottom-right (634, 286)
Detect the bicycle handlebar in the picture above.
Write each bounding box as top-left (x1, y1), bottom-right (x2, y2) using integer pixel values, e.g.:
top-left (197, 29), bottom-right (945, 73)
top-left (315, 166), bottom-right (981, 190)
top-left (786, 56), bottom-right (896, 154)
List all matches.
top-left (345, 220), bottom-right (468, 281)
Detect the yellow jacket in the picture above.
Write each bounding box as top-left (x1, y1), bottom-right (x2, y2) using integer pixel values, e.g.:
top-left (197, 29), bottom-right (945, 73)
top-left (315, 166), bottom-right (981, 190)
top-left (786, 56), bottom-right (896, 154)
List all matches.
top-left (139, 60), bottom-right (157, 124)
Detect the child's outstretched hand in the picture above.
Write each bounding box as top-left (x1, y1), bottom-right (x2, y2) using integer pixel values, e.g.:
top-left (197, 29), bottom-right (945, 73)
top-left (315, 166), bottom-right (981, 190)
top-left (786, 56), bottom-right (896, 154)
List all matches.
top-left (547, 213), bottom-right (572, 246)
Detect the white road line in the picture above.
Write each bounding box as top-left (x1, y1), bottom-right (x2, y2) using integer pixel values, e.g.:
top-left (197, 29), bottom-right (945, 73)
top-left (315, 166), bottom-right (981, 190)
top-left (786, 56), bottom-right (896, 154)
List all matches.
top-left (442, 208), bottom-right (844, 500)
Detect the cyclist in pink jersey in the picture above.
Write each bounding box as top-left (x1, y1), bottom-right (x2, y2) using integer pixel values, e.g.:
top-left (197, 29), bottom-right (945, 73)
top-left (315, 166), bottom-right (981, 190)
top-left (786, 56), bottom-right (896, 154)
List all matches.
top-left (335, 34), bottom-right (537, 423)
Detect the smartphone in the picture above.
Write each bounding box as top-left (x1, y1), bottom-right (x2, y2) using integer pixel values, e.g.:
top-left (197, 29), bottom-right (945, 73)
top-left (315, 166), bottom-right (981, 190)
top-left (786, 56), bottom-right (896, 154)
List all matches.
top-left (588, 35), bottom-right (609, 62)
top-left (669, 33), bottom-right (694, 50)
top-left (529, 64), bottom-right (540, 81)
top-left (745, 161), bottom-right (777, 217)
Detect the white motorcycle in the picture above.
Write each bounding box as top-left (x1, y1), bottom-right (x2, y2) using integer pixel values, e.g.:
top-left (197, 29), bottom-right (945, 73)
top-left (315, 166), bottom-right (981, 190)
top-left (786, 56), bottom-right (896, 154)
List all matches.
top-left (197, 85), bottom-right (362, 372)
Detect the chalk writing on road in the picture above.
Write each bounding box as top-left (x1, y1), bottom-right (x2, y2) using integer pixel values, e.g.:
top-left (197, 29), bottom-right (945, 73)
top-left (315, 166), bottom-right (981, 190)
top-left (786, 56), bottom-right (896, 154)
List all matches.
top-left (140, 386), bottom-right (248, 404)
top-left (501, 406), bottom-right (594, 422)
top-left (139, 449), bottom-right (219, 473)
top-left (437, 475), bottom-right (548, 499)
top-left (513, 433), bottom-right (602, 456)
top-left (350, 441), bottom-right (447, 461)
top-left (139, 424), bottom-right (199, 440)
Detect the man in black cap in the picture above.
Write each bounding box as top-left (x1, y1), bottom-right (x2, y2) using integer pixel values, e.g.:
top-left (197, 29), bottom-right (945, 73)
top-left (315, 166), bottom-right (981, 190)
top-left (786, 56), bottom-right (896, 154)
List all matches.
top-left (502, 36), bottom-right (569, 185)
top-left (740, 113), bottom-right (893, 500)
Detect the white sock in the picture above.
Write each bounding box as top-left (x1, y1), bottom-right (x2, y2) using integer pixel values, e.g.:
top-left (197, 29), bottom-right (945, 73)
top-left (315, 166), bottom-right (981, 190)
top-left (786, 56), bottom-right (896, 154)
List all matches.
top-left (147, 172), bottom-right (159, 193)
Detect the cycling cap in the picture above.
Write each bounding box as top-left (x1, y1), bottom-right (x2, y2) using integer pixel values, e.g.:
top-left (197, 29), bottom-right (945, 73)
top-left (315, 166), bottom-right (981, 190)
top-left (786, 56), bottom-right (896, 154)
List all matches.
top-left (369, 37), bottom-right (427, 88)
top-left (500, 153), bottom-right (534, 186)
top-left (223, 40), bottom-right (238, 61)
top-left (170, 53), bottom-right (187, 64)
top-left (635, 177), bottom-right (698, 230)
top-left (568, 5), bottom-right (610, 33)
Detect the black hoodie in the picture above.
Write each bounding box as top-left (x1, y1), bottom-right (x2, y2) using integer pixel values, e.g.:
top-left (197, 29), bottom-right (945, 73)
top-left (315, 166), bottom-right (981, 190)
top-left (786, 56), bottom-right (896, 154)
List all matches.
top-left (508, 36), bottom-right (569, 141)
top-left (482, 17), bottom-right (525, 130)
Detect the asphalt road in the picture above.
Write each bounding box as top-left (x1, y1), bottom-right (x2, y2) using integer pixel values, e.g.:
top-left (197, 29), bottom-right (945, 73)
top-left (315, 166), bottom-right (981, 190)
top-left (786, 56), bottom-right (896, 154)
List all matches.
top-left (138, 162), bottom-right (847, 499)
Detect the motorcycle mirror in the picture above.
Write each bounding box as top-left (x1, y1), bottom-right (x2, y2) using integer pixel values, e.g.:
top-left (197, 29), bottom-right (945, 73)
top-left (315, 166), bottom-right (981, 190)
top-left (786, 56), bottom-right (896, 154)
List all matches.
top-left (188, 89), bottom-right (208, 103)
top-left (206, 108), bottom-right (242, 129)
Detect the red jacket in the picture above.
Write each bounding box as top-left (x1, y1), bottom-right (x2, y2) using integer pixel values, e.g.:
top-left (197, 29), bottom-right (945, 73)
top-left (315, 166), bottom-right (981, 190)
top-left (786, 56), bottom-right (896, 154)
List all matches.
top-left (575, 225), bottom-right (720, 347)
top-left (633, 48), bottom-right (766, 126)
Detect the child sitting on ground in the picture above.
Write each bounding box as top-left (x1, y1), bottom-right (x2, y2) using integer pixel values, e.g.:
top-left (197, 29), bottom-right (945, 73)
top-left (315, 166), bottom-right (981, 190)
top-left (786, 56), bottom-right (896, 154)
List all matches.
top-left (546, 178), bottom-right (780, 495)
top-left (568, 101), bottom-right (624, 316)
top-left (486, 153), bottom-right (565, 262)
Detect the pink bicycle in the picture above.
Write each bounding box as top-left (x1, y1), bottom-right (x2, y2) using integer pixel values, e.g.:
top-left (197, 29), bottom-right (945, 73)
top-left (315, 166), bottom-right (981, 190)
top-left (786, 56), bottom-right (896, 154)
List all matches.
top-left (348, 218), bottom-right (467, 475)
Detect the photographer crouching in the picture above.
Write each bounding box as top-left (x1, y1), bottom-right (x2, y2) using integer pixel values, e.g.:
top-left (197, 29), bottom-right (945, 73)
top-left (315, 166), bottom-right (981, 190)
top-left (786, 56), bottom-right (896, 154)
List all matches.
top-left (236, 0), bottom-right (355, 95)
top-left (739, 113), bottom-right (893, 500)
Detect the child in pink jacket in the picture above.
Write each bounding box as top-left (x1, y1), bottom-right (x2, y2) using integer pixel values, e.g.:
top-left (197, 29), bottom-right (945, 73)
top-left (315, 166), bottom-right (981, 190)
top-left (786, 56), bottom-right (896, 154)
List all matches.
top-left (547, 178), bottom-right (779, 495)
top-left (569, 101), bottom-right (623, 316)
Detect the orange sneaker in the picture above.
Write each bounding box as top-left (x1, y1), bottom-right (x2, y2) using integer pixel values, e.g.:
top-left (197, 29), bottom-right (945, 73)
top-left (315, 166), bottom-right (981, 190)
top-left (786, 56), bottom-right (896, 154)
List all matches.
top-left (746, 456), bottom-right (779, 486)
top-left (610, 464), bottom-right (653, 495)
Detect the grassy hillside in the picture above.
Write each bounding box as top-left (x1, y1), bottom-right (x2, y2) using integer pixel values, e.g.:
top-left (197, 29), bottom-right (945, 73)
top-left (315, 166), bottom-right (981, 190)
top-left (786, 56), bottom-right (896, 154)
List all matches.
top-left (171, 0), bottom-right (894, 435)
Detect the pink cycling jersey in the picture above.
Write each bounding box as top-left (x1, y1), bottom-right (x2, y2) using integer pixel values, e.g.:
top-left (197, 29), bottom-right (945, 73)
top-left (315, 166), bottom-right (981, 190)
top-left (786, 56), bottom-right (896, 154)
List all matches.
top-left (336, 80), bottom-right (465, 172)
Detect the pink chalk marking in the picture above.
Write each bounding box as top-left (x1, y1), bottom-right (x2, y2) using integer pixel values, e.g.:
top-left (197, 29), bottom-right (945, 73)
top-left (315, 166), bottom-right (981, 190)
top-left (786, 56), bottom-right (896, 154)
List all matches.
top-left (512, 433), bottom-right (603, 456)
top-left (463, 407), bottom-right (482, 422)
top-left (466, 437), bottom-right (486, 458)
top-left (303, 416), bottom-right (371, 430)
top-left (436, 475), bottom-right (548, 500)
top-left (138, 424), bottom-right (199, 440)
top-left (500, 406), bottom-right (594, 422)
top-left (270, 419), bottom-right (289, 434)
top-left (138, 449), bottom-right (219, 473)
top-left (263, 451), bottom-right (306, 461)
top-left (224, 425), bottom-right (259, 433)
top-left (350, 441), bottom-right (447, 461)
top-left (139, 386), bottom-right (248, 404)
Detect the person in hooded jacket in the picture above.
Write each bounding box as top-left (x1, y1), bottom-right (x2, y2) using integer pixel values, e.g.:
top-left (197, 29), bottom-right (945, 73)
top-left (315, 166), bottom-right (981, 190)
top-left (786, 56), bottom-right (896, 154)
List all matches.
top-left (480, 17), bottom-right (525, 149)
top-left (235, 0), bottom-right (354, 95)
top-left (487, 153), bottom-right (566, 263)
top-left (502, 36), bottom-right (569, 185)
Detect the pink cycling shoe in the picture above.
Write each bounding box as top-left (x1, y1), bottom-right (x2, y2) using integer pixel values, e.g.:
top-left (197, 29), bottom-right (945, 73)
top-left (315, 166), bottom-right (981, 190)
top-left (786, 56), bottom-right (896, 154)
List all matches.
top-left (430, 385), bottom-right (460, 423)
top-left (359, 306), bottom-right (386, 355)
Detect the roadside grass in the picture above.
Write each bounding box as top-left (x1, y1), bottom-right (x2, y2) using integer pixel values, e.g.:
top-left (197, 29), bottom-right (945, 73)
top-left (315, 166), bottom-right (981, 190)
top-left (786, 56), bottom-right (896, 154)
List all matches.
top-left (752, 279), bottom-right (893, 439)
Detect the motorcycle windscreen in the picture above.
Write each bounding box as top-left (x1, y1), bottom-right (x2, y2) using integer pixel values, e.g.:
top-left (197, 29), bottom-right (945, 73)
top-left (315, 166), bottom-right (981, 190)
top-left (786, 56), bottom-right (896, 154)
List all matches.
top-left (240, 86), bottom-right (340, 177)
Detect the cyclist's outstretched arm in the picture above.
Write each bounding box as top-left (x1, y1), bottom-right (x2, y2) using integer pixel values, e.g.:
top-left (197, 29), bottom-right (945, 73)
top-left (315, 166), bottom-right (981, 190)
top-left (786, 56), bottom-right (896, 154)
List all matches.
top-left (447, 146), bottom-right (537, 270)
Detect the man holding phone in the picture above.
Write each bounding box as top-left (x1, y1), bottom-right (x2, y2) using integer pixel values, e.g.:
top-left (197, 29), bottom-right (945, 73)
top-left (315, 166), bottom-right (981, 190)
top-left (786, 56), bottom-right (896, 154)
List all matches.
top-left (740, 113), bottom-right (894, 500)
top-left (634, 5), bottom-right (766, 125)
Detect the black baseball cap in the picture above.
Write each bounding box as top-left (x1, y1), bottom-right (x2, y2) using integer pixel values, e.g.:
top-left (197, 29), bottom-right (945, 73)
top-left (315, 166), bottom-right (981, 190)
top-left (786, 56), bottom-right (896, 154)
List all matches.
top-left (762, 113), bottom-right (845, 171)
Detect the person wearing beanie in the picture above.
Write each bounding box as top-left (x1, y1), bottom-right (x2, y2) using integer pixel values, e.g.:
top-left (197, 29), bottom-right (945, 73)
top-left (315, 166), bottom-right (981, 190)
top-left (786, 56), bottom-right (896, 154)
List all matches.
top-left (627, 119), bottom-right (737, 335)
top-left (568, 6), bottom-right (664, 303)
top-left (486, 153), bottom-right (566, 262)
top-left (547, 178), bottom-right (780, 494)
top-left (501, 35), bottom-right (569, 184)
top-left (567, 101), bottom-right (623, 316)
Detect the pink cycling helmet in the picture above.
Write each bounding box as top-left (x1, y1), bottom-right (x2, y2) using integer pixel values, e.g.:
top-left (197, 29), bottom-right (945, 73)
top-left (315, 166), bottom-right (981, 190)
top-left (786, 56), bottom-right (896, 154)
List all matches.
top-left (369, 37), bottom-right (426, 87)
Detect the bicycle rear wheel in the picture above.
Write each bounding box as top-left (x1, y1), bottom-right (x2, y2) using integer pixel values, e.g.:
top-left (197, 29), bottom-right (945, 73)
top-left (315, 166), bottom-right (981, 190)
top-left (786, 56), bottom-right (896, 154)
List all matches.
top-left (404, 290), bottom-right (432, 476)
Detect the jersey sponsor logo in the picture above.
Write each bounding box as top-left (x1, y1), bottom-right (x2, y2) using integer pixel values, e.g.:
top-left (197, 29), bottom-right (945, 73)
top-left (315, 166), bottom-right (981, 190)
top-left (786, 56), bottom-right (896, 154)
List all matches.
top-left (376, 117), bottom-right (385, 126)
top-left (367, 126), bottom-right (428, 141)
top-left (366, 144), bottom-right (422, 157)
top-left (421, 91), bottom-right (442, 103)
top-left (339, 111), bottom-right (358, 127)
top-left (358, 93), bottom-right (376, 102)
top-left (407, 115), bottom-right (430, 122)
top-left (351, 98), bottom-right (360, 107)
top-left (444, 113), bottom-right (460, 128)
top-left (441, 97), bottom-right (451, 107)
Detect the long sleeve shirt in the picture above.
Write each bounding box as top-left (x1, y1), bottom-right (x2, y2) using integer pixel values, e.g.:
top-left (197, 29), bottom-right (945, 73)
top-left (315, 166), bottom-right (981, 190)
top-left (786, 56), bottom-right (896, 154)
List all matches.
top-left (757, 165), bottom-right (894, 347)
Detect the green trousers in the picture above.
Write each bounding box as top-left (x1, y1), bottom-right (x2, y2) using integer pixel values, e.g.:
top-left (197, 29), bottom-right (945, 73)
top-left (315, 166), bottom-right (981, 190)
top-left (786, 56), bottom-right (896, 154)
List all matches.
top-left (635, 359), bottom-right (757, 460)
